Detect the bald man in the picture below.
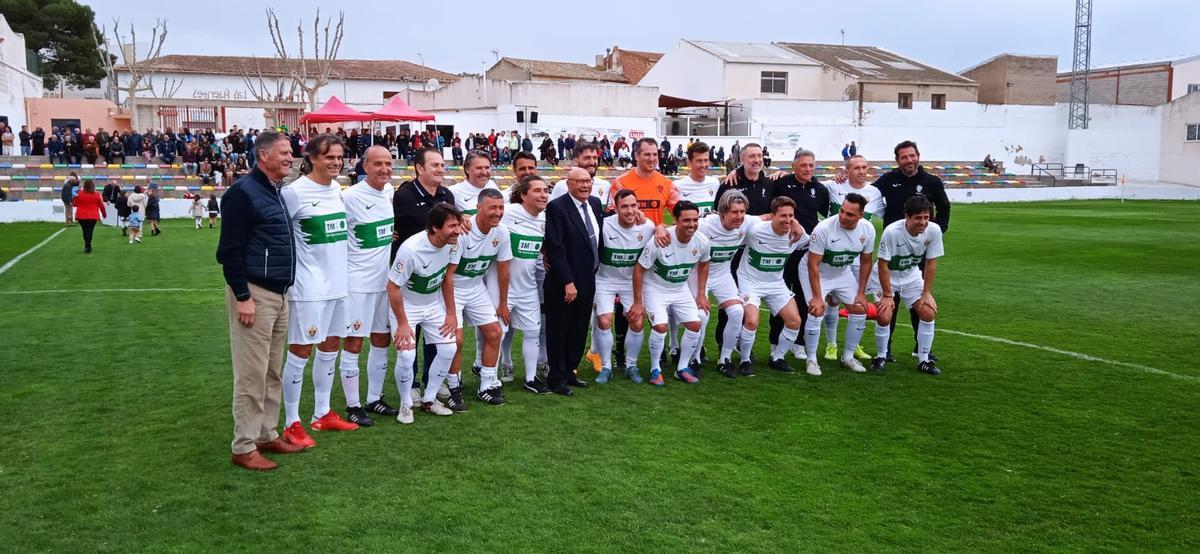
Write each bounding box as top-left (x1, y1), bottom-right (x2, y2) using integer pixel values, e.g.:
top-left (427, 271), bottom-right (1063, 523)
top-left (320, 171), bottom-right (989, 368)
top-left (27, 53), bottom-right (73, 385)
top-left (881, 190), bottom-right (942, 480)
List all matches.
top-left (341, 145), bottom-right (400, 424)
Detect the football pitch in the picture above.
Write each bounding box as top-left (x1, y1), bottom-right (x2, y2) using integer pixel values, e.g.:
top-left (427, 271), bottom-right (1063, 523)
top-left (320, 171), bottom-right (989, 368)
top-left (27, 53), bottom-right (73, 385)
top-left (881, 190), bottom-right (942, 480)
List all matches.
top-left (1, 200), bottom-right (1197, 551)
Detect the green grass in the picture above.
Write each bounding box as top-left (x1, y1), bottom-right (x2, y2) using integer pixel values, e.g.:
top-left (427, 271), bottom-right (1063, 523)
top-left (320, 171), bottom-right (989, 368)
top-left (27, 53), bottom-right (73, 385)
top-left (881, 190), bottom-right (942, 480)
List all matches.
top-left (1, 200), bottom-right (1198, 551)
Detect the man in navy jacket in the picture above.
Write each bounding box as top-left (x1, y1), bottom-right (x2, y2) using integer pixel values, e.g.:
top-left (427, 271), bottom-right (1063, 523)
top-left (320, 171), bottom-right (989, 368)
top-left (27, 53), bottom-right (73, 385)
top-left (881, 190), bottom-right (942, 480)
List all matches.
top-left (541, 167), bottom-right (604, 396)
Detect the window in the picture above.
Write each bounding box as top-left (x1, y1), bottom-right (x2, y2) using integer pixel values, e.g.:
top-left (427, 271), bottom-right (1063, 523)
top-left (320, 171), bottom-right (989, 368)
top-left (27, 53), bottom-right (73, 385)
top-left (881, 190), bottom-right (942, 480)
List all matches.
top-left (1187, 124), bottom-right (1200, 142)
top-left (931, 94), bottom-right (947, 110)
top-left (760, 71), bottom-right (787, 94)
top-left (1188, 84), bottom-right (1200, 94)
top-left (898, 92), bottom-right (913, 109)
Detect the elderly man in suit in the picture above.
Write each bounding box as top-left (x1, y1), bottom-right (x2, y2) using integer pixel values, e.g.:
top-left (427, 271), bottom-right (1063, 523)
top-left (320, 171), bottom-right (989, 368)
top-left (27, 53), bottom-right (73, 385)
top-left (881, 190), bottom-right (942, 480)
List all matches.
top-left (541, 167), bottom-right (604, 396)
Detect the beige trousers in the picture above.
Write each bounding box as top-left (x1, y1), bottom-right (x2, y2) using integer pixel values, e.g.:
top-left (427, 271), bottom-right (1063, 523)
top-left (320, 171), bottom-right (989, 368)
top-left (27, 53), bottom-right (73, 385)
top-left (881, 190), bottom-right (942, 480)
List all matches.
top-left (227, 282), bottom-right (289, 454)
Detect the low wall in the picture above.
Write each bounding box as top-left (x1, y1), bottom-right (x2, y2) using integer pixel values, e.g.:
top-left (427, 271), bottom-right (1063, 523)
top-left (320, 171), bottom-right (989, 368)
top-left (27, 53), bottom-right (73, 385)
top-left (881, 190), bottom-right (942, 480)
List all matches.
top-left (948, 184), bottom-right (1200, 203)
top-left (0, 198), bottom-right (197, 223)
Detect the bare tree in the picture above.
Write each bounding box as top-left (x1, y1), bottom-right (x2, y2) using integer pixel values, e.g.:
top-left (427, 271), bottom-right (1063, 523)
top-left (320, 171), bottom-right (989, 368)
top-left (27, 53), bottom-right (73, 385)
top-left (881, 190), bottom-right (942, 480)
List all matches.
top-left (92, 18), bottom-right (170, 129)
top-left (265, 8), bottom-right (345, 111)
top-left (239, 56), bottom-right (297, 103)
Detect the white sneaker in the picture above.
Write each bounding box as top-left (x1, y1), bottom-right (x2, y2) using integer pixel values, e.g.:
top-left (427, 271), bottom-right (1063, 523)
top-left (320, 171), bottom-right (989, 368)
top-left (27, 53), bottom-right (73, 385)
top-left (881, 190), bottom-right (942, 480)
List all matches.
top-left (805, 360), bottom-right (822, 376)
top-left (436, 383), bottom-right (451, 400)
top-left (396, 405), bottom-right (414, 424)
top-left (840, 355), bottom-right (866, 373)
top-left (500, 365), bottom-right (514, 383)
top-left (421, 400), bottom-right (453, 416)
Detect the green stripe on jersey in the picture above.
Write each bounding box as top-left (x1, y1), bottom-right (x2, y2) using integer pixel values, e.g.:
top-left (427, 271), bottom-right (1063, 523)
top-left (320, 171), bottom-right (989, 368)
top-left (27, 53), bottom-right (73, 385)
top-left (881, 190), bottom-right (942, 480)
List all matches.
top-left (822, 250), bottom-right (860, 268)
top-left (353, 217), bottom-right (394, 249)
top-left (601, 246), bottom-right (642, 268)
top-left (709, 245), bottom-right (740, 264)
top-left (455, 255), bottom-right (496, 277)
top-left (408, 265), bottom-right (448, 294)
top-left (462, 209), bottom-right (478, 215)
top-left (747, 248), bottom-right (788, 272)
top-left (510, 233), bottom-right (543, 260)
top-left (299, 212), bottom-right (348, 244)
top-left (888, 253), bottom-right (924, 271)
top-left (651, 260), bottom-right (694, 283)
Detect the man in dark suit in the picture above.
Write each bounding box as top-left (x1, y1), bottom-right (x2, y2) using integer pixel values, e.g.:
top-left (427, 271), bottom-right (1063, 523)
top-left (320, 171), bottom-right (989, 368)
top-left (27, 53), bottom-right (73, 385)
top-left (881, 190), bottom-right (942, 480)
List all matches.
top-left (542, 167), bottom-right (603, 396)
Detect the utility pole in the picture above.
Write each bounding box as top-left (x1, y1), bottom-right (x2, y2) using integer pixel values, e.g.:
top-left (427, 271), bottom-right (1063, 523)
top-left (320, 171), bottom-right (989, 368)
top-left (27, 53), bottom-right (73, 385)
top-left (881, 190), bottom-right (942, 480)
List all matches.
top-left (1068, 0), bottom-right (1093, 129)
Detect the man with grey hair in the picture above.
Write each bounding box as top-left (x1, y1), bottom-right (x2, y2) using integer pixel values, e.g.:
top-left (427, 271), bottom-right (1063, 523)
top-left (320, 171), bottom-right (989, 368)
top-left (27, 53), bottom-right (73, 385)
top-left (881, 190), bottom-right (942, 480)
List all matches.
top-left (450, 150), bottom-right (501, 216)
top-left (217, 130), bottom-right (304, 471)
top-left (764, 148), bottom-right (829, 359)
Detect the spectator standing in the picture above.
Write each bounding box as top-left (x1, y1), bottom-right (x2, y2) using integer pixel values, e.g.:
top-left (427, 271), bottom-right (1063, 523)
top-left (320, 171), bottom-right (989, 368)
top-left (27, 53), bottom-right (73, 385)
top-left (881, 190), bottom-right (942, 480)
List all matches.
top-left (1, 125), bottom-right (14, 155)
top-left (18, 125), bottom-right (31, 156)
top-left (31, 126), bottom-right (45, 156)
top-left (145, 188), bottom-right (162, 236)
top-left (207, 193), bottom-right (220, 228)
top-left (72, 179), bottom-right (106, 253)
top-left (60, 172), bottom-right (80, 226)
top-left (115, 189), bottom-right (131, 236)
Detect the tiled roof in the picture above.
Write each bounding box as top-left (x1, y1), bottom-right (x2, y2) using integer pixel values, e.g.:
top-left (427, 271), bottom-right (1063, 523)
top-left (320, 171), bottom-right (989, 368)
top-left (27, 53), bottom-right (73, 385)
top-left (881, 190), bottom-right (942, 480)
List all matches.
top-left (499, 57), bottom-right (628, 83)
top-left (776, 42), bottom-right (974, 84)
top-left (118, 55), bottom-right (458, 83)
top-left (613, 48), bottom-right (663, 84)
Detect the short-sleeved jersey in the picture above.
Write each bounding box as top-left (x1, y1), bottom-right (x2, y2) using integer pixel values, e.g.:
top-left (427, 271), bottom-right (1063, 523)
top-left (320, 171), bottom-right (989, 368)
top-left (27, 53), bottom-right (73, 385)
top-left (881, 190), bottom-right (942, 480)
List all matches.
top-left (500, 204), bottom-right (545, 304)
top-left (282, 175), bottom-right (349, 301)
top-left (698, 214), bottom-right (754, 279)
top-left (597, 215), bottom-right (654, 288)
top-left (877, 219), bottom-right (944, 286)
top-left (449, 221), bottom-right (512, 291)
top-left (826, 181), bottom-right (884, 221)
top-left (637, 227), bottom-right (710, 294)
top-left (551, 177), bottom-right (612, 211)
top-left (737, 218), bottom-right (809, 288)
top-left (343, 182), bottom-right (394, 293)
top-left (615, 170), bottom-right (674, 225)
top-left (808, 215), bottom-right (876, 282)
top-left (449, 180), bottom-right (501, 215)
top-left (673, 175), bottom-right (720, 215)
top-left (389, 232), bottom-right (452, 308)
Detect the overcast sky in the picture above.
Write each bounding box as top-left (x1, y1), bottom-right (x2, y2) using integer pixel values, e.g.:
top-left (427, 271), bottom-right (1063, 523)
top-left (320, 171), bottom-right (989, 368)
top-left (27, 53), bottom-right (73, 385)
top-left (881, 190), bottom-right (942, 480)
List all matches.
top-left (83, 0), bottom-right (1198, 75)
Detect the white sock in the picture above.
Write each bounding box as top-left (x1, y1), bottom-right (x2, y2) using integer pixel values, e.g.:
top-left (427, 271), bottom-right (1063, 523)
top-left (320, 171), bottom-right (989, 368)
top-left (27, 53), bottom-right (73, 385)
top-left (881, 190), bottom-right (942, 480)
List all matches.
top-left (447, 372), bottom-right (461, 389)
top-left (423, 343), bottom-right (456, 403)
top-left (624, 327), bottom-right (644, 368)
top-left (537, 314), bottom-right (548, 365)
top-left (875, 322), bottom-right (891, 360)
top-left (917, 320), bottom-right (935, 362)
top-left (594, 326), bottom-right (614, 369)
top-left (648, 330), bottom-right (667, 371)
top-left (366, 345), bottom-right (389, 404)
top-left (588, 310), bottom-right (599, 354)
top-left (473, 330), bottom-right (484, 368)
top-left (824, 309), bottom-right (839, 347)
top-left (678, 329), bottom-right (701, 372)
top-left (283, 351), bottom-right (307, 426)
top-left (738, 325), bottom-right (756, 362)
top-left (395, 349), bottom-right (415, 407)
top-left (480, 366), bottom-right (498, 392)
top-left (803, 313), bottom-right (824, 362)
top-left (500, 327), bottom-right (515, 367)
top-left (772, 326), bottom-right (799, 360)
top-left (339, 350), bottom-right (361, 408)
top-left (668, 316), bottom-right (679, 354)
top-left (842, 314), bottom-right (867, 360)
top-left (522, 332), bottom-right (539, 382)
top-left (692, 310), bottom-right (709, 363)
top-left (720, 304), bottom-right (744, 362)
top-left (312, 350), bottom-right (337, 420)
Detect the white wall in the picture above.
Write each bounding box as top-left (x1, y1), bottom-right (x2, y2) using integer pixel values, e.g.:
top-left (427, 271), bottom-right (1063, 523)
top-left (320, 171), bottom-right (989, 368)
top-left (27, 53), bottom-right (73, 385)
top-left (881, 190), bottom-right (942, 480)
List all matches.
top-left (114, 72), bottom-right (425, 111)
top-left (0, 14), bottom-right (44, 130)
top-left (1159, 92), bottom-right (1200, 186)
top-left (1064, 103), bottom-right (1163, 181)
top-left (1170, 59), bottom-right (1200, 101)
top-left (639, 41), bottom-right (726, 102)
top-left (423, 107), bottom-right (655, 142)
top-left (406, 77), bottom-right (660, 118)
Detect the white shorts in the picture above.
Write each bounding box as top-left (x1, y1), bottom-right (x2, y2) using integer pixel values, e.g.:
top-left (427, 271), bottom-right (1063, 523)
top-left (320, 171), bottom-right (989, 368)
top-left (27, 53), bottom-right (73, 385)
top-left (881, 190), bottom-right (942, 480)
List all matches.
top-left (892, 278), bottom-right (924, 309)
top-left (706, 272), bottom-right (741, 305)
top-left (288, 298), bottom-right (348, 344)
top-left (594, 283), bottom-right (635, 316)
top-left (505, 296), bottom-right (541, 332)
top-left (852, 263), bottom-right (882, 298)
top-left (801, 271), bottom-right (860, 307)
top-left (644, 287), bottom-right (699, 327)
top-left (454, 285), bottom-right (498, 328)
top-left (344, 291), bottom-right (390, 337)
top-left (388, 300), bottom-right (455, 345)
top-left (740, 283), bottom-right (794, 316)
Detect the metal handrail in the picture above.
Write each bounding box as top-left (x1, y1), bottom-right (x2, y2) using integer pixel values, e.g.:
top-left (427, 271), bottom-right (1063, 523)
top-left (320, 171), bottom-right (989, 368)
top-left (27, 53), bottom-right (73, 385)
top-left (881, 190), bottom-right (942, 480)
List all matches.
top-left (1031, 162), bottom-right (1062, 186)
top-left (1090, 168), bottom-right (1117, 183)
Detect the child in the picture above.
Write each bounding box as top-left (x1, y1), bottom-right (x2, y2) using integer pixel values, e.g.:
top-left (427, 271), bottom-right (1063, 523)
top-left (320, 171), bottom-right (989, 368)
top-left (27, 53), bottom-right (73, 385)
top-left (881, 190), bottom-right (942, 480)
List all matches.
top-left (206, 193), bottom-right (220, 228)
top-left (115, 190), bottom-right (131, 236)
top-left (189, 196), bottom-right (206, 229)
top-left (128, 205), bottom-right (143, 244)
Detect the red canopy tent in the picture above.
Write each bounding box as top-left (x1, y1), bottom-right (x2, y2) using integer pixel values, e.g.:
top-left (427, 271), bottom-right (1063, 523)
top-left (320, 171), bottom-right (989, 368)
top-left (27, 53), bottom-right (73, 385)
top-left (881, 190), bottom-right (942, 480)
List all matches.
top-left (299, 96), bottom-right (373, 125)
top-left (370, 95), bottom-right (435, 122)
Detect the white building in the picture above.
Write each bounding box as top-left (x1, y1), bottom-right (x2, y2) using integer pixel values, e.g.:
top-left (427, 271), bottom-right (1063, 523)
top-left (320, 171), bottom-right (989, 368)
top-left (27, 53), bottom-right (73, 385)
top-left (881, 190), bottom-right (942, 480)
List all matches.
top-left (0, 13), bottom-right (45, 131)
top-left (113, 55), bottom-right (457, 131)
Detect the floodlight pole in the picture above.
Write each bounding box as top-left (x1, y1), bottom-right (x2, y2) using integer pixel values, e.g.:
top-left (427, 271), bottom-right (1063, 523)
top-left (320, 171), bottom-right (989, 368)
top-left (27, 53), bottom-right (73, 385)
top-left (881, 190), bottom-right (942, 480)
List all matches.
top-left (1068, 0), bottom-right (1093, 130)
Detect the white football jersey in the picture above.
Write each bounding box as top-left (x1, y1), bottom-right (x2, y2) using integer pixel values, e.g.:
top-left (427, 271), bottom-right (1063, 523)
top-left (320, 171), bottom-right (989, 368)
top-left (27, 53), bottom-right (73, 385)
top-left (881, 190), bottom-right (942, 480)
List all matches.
top-left (342, 181), bottom-right (394, 294)
top-left (698, 214), bottom-right (753, 280)
top-left (825, 181), bottom-right (884, 221)
top-left (597, 215), bottom-right (655, 288)
top-left (877, 219), bottom-right (944, 286)
top-left (551, 177), bottom-right (612, 211)
top-left (449, 180), bottom-right (501, 215)
top-left (500, 204), bottom-right (545, 304)
top-left (673, 174), bottom-right (720, 214)
top-left (389, 232), bottom-right (453, 308)
top-left (282, 175), bottom-right (349, 301)
top-left (808, 215), bottom-right (876, 282)
top-left (637, 227), bottom-right (711, 295)
top-left (449, 221), bottom-right (512, 291)
top-left (736, 218), bottom-right (808, 289)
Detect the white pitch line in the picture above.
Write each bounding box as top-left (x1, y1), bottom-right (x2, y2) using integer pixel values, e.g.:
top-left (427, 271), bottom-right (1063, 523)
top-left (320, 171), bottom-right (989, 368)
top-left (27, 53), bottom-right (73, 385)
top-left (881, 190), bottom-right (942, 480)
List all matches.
top-left (0, 287), bottom-right (218, 295)
top-left (939, 328), bottom-right (1198, 383)
top-left (0, 228), bottom-right (66, 275)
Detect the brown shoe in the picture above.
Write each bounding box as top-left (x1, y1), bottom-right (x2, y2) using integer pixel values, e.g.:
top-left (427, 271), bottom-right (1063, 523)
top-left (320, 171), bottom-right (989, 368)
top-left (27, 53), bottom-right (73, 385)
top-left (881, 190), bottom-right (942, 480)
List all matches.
top-left (255, 438), bottom-right (307, 454)
top-left (231, 450), bottom-right (277, 471)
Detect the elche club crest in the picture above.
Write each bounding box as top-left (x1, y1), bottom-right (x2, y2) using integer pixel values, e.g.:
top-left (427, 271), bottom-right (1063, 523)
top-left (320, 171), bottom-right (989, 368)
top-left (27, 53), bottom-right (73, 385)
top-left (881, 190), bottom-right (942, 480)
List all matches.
top-left (860, 234), bottom-right (867, 245)
top-left (809, 188), bottom-right (816, 198)
top-left (491, 237), bottom-right (500, 248)
top-left (636, 233), bottom-right (644, 242)
top-left (306, 325), bottom-right (319, 339)
top-left (352, 320), bottom-right (363, 331)
top-left (691, 247), bottom-right (699, 256)
top-left (916, 184), bottom-right (924, 193)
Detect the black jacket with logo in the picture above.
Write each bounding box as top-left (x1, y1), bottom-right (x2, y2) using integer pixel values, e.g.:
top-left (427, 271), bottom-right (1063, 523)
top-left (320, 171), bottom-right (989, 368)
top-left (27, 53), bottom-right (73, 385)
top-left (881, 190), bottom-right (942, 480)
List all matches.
top-left (391, 179), bottom-right (454, 260)
top-left (872, 166), bottom-right (951, 231)
top-left (769, 175), bottom-right (830, 234)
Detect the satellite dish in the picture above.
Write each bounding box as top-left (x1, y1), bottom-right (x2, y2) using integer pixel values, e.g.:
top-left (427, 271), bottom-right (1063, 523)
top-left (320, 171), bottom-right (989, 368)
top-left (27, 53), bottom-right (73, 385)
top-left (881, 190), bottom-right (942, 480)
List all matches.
top-left (425, 78), bottom-right (440, 91)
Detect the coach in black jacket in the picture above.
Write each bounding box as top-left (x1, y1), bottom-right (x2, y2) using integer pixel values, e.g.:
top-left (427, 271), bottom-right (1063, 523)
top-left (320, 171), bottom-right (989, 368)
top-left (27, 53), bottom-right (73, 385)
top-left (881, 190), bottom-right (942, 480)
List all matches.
top-left (216, 131), bottom-right (304, 471)
top-left (541, 168), bottom-right (604, 396)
